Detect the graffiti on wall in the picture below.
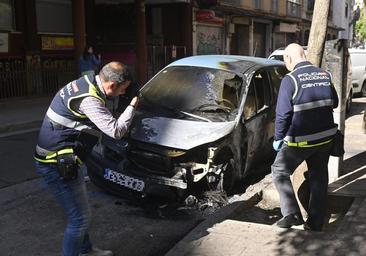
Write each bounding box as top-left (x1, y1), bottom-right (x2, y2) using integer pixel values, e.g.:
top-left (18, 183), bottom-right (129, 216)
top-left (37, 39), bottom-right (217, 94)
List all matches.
top-left (196, 25), bottom-right (223, 55)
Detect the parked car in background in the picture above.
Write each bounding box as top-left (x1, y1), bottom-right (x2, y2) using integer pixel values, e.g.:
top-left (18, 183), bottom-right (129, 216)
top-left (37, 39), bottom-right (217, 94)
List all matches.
top-left (268, 46), bottom-right (308, 61)
top-left (268, 46), bottom-right (353, 113)
top-left (349, 48), bottom-right (366, 97)
top-left (86, 55), bottom-right (287, 200)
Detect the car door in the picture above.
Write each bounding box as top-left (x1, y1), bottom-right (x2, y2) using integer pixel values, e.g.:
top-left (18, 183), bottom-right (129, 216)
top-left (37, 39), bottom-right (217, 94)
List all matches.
top-left (266, 65), bottom-right (288, 142)
top-left (242, 69), bottom-right (272, 170)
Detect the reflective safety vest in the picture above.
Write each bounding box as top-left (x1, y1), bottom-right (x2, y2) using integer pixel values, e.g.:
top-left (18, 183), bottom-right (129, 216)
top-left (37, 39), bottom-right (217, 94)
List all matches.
top-left (35, 75), bottom-right (106, 163)
top-left (283, 62), bottom-right (337, 147)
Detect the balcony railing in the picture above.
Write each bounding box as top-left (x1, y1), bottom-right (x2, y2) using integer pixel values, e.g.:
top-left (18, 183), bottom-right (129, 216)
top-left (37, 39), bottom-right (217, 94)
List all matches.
top-left (287, 0), bottom-right (301, 17)
top-left (147, 45), bottom-right (187, 78)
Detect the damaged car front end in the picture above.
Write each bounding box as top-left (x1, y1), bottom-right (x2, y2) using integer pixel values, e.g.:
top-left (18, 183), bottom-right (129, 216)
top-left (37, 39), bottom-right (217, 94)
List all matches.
top-left (86, 55), bottom-right (286, 199)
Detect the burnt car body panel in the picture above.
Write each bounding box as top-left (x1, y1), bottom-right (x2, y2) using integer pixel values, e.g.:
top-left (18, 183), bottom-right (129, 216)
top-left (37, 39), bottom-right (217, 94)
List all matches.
top-left (86, 55), bottom-right (286, 197)
top-left (130, 116), bottom-right (236, 150)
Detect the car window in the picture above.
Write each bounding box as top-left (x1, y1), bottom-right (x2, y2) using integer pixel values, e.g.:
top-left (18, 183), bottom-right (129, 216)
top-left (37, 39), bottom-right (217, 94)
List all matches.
top-left (223, 75), bottom-right (242, 108)
top-left (253, 71), bottom-right (271, 112)
top-left (243, 80), bottom-right (256, 120)
top-left (243, 69), bottom-right (274, 119)
top-left (141, 66), bottom-right (239, 112)
top-left (268, 66), bottom-right (288, 104)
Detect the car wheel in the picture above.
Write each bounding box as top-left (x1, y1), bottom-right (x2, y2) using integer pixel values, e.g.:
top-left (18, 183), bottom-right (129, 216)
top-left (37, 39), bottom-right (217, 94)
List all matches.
top-left (361, 82), bottom-right (366, 97)
top-left (346, 91), bottom-right (352, 114)
top-left (211, 158), bottom-right (235, 195)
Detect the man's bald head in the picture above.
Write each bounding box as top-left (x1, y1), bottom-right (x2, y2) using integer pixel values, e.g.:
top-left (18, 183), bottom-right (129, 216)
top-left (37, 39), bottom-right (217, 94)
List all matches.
top-left (283, 43), bottom-right (307, 71)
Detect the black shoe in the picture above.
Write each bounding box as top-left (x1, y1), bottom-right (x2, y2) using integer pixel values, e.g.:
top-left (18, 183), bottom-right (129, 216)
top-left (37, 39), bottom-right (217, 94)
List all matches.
top-left (303, 221), bottom-right (322, 232)
top-left (276, 213), bottom-right (304, 228)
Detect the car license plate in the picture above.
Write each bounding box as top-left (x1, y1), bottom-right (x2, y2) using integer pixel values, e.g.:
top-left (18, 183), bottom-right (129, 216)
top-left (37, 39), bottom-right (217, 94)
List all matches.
top-left (103, 168), bottom-right (145, 192)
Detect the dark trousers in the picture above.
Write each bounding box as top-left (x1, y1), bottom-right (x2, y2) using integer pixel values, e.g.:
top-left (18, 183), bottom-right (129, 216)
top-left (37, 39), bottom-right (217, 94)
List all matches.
top-left (271, 142), bottom-right (332, 230)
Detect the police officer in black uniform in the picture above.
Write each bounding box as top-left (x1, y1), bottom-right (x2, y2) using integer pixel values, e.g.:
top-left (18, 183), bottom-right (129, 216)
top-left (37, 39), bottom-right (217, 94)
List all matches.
top-left (271, 43), bottom-right (339, 231)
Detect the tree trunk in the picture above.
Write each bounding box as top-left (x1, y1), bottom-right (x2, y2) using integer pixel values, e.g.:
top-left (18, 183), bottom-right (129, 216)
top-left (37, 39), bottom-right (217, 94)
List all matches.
top-left (364, 0), bottom-right (366, 30)
top-left (307, 0), bottom-right (331, 67)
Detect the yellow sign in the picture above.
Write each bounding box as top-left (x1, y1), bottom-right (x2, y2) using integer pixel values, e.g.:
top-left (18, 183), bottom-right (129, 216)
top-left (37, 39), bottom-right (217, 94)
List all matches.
top-left (42, 36), bottom-right (74, 50)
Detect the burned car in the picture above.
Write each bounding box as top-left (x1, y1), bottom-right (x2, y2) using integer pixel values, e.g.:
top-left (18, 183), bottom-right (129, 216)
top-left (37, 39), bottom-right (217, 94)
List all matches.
top-left (87, 55), bottom-right (287, 198)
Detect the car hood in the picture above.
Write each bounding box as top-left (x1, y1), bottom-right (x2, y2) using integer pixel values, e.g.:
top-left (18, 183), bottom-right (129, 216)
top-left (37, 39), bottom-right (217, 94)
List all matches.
top-left (130, 116), bottom-right (236, 150)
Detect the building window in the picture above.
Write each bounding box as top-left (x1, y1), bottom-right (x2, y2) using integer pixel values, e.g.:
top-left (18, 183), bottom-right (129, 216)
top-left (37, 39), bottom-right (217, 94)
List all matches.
top-left (307, 0), bottom-right (315, 11)
top-left (271, 0), bottom-right (278, 14)
top-left (345, 3), bottom-right (348, 18)
top-left (0, 0), bottom-right (15, 31)
top-left (253, 0), bottom-right (261, 9)
top-left (304, 30), bottom-right (310, 45)
top-left (287, 0), bottom-right (301, 17)
top-left (36, 0), bottom-right (72, 34)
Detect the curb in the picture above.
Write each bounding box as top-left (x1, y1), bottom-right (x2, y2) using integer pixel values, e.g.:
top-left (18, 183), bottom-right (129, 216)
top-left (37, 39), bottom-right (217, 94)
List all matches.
top-left (336, 196), bottom-right (364, 233)
top-left (165, 176), bottom-right (269, 256)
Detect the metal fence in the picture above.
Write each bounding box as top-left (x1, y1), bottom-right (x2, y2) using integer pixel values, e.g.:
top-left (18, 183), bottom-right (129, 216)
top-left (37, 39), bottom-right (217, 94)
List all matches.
top-left (147, 45), bottom-right (187, 78)
top-left (0, 58), bottom-right (77, 99)
top-left (0, 46), bottom-right (187, 99)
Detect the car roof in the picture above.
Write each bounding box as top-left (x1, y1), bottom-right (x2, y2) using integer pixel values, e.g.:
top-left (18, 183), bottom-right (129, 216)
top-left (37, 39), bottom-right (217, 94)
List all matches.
top-left (167, 55), bottom-right (284, 75)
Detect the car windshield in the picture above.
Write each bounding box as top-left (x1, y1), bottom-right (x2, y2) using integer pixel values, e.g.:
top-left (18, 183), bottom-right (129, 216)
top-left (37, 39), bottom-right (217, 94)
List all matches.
top-left (141, 66), bottom-right (241, 115)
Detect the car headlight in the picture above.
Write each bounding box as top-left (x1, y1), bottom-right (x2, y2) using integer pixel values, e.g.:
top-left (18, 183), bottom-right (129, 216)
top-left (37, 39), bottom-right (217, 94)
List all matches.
top-left (164, 149), bottom-right (186, 157)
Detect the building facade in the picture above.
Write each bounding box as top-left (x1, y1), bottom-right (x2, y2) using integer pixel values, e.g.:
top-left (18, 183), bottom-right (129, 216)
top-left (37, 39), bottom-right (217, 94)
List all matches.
top-left (332, 0), bottom-right (355, 40)
top-left (0, 0), bottom-right (355, 99)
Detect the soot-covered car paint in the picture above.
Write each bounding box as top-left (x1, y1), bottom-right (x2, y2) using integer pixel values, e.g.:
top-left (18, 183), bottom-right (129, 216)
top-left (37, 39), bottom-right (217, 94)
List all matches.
top-left (86, 55), bottom-right (287, 199)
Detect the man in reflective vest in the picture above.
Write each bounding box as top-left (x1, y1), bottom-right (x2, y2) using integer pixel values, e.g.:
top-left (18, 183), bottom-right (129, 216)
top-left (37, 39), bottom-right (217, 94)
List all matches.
top-left (271, 43), bottom-right (338, 231)
top-left (34, 62), bottom-right (138, 256)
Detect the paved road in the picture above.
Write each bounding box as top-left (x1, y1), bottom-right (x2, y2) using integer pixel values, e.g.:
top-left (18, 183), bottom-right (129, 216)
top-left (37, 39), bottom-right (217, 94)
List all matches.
top-left (0, 131), bottom-right (39, 188)
top-left (0, 132), bottom-right (206, 256)
top-left (0, 130), bottom-right (265, 256)
top-left (0, 176), bottom-right (206, 256)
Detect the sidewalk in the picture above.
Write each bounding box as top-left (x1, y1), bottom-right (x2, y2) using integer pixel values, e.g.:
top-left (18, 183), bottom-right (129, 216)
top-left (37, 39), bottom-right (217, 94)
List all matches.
top-left (0, 97), bottom-right (365, 255)
top-left (166, 98), bottom-right (366, 256)
top-left (0, 96), bottom-right (51, 135)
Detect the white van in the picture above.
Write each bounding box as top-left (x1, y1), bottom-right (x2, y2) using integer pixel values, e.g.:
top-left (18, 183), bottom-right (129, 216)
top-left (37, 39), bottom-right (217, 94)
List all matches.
top-left (349, 48), bottom-right (366, 97)
top-left (268, 47), bottom-right (308, 61)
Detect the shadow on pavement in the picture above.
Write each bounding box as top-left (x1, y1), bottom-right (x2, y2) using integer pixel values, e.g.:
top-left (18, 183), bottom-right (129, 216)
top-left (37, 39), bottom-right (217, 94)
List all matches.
top-left (342, 151), bottom-right (366, 175)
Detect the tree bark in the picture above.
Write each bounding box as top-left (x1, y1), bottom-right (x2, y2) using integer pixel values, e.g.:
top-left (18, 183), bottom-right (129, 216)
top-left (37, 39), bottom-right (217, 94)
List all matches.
top-left (364, 0), bottom-right (366, 30)
top-left (307, 0), bottom-right (331, 67)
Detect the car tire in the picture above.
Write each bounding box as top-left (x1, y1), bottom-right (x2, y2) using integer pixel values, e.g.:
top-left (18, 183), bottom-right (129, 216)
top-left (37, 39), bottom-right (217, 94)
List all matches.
top-left (361, 82), bottom-right (366, 97)
top-left (213, 158), bottom-right (235, 195)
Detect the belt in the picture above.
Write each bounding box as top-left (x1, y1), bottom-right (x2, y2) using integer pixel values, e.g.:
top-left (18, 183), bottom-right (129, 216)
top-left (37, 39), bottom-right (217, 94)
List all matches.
top-left (34, 146), bottom-right (82, 164)
top-left (285, 138), bottom-right (333, 148)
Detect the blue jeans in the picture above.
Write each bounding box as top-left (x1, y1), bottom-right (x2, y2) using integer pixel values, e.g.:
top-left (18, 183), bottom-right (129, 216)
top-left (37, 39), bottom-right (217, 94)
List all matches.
top-left (35, 161), bottom-right (93, 256)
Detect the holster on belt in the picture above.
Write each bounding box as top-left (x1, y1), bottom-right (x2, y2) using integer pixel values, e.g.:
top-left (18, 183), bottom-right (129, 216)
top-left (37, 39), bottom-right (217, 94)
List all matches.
top-left (56, 153), bottom-right (78, 180)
